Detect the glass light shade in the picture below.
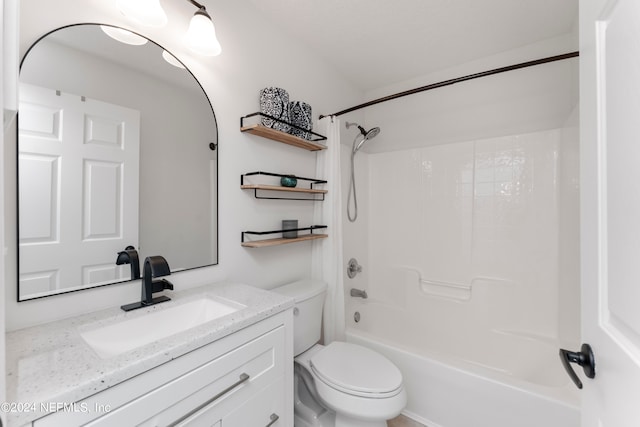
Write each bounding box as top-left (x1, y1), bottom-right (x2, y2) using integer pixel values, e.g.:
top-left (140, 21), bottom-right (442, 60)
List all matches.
top-left (116, 0), bottom-right (168, 27)
top-left (185, 11), bottom-right (222, 56)
top-left (100, 26), bottom-right (148, 45)
top-left (162, 50), bottom-right (186, 69)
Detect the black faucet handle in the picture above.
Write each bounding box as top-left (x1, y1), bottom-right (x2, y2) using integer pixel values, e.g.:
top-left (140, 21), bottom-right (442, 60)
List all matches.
top-left (152, 278), bottom-right (174, 293)
top-left (145, 255), bottom-right (171, 277)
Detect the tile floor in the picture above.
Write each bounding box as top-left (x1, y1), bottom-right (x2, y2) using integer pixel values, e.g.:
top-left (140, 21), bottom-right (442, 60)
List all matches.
top-left (388, 414), bottom-right (426, 427)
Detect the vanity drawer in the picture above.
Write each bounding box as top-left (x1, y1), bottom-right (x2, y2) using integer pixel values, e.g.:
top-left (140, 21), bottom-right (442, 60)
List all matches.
top-left (33, 311), bottom-right (291, 427)
top-left (221, 377), bottom-right (285, 427)
top-left (138, 327), bottom-right (284, 427)
top-left (91, 325), bottom-right (285, 426)
top-left (174, 376), bottom-right (286, 427)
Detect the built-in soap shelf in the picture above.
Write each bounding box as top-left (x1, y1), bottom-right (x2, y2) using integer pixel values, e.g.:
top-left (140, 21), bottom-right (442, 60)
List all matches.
top-left (397, 266), bottom-right (472, 301)
top-left (240, 112), bottom-right (327, 151)
top-left (241, 225), bottom-right (328, 248)
top-left (418, 278), bottom-right (472, 301)
top-left (241, 171), bottom-right (327, 201)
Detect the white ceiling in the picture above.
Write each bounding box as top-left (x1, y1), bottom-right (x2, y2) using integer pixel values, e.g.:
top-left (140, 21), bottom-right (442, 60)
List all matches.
top-left (246, 0), bottom-right (579, 92)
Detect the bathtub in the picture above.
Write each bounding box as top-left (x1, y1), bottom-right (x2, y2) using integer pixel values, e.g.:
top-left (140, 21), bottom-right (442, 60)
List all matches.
top-left (344, 300), bottom-right (580, 427)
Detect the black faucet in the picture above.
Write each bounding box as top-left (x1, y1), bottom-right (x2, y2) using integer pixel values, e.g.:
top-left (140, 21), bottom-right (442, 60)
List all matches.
top-left (120, 255), bottom-right (174, 312)
top-left (141, 256), bottom-right (174, 304)
top-left (116, 246), bottom-right (140, 280)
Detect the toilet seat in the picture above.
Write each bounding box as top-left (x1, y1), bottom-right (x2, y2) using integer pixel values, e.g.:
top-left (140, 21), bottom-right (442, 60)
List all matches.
top-left (310, 342), bottom-right (403, 398)
top-left (295, 342), bottom-right (407, 423)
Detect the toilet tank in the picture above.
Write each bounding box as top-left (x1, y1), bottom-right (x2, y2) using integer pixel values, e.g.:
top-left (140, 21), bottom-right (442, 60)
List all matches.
top-left (272, 279), bottom-right (327, 356)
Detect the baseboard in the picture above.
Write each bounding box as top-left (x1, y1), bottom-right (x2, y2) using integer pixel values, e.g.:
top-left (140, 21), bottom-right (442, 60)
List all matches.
top-left (401, 409), bottom-right (443, 427)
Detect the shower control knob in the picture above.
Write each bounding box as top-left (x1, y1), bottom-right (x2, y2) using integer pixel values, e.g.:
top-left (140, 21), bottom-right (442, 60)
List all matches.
top-left (347, 258), bottom-right (363, 278)
top-left (559, 343), bottom-right (596, 389)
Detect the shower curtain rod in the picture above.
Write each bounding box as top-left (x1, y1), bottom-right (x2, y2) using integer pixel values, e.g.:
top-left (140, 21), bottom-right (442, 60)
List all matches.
top-left (319, 51), bottom-right (579, 119)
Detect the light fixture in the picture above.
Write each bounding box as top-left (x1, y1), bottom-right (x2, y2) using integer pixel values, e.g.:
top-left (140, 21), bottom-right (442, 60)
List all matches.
top-left (100, 26), bottom-right (148, 45)
top-left (185, 3), bottom-right (222, 56)
top-left (116, 0), bottom-right (222, 57)
top-left (116, 0), bottom-right (168, 28)
top-left (162, 50), bottom-right (186, 69)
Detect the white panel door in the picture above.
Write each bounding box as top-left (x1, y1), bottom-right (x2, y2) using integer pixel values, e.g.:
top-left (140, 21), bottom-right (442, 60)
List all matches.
top-left (580, 0), bottom-right (640, 425)
top-left (18, 84), bottom-right (140, 296)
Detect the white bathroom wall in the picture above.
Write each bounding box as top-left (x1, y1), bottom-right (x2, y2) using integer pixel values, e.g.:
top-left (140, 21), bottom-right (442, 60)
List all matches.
top-left (558, 106), bottom-right (580, 348)
top-left (1, 0), bottom-right (19, 418)
top-left (361, 33), bottom-right (579, 154)
top-left (340, 32), bottom-right (581, 357)
top-left (341, 31), bottom-right (579, 283)
top-left (3, 0), bottom-right (363, 330)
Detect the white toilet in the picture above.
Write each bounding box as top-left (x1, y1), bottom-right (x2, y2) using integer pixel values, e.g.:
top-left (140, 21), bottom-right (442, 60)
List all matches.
top-left (274, 279), bottom-right (407, 427)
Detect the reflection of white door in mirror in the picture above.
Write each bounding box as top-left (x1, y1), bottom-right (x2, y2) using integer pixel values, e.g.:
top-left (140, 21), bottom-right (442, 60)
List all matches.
top-left (18, 83), bottom-right (140, 298)
top-left (17, 24), bottom-right (218, 301)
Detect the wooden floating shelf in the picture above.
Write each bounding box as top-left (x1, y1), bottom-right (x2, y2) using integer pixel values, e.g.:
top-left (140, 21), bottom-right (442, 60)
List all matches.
top-left (241, 233), bottom-right (328, 248)
top-left (241, 184), bottom-right (328, 194)
top-left (240, 124), bottom-right (327, 151)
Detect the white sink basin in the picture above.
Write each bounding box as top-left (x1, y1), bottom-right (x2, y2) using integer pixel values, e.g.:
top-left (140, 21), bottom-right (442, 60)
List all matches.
top-left (80, 297), bottom-right (245, 358)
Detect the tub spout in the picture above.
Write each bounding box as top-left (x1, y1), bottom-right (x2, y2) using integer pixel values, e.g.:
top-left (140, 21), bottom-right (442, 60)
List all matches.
top-left (350, 288), bottom-right (368, 299)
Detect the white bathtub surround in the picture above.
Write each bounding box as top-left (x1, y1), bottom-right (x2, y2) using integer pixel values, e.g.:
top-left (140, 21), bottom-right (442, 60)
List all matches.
top-left (366, 128), bottom-right (579, 340)
top-left (346, 126), bottom-right (580, 425)
top-left (312, 116), bottom-right (346, 343)
top-left (5, 282), bottom-right (293, 426)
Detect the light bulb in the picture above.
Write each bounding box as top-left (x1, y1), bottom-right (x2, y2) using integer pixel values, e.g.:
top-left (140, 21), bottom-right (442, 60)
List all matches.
top-left (185, 9), bottom-right (222, 56)
top-left (116, 0), bottom-right (167, 28)
top-left (100, 26), bottom-right (148, 45)
top-left (162, 50), bottom-right (186, 69)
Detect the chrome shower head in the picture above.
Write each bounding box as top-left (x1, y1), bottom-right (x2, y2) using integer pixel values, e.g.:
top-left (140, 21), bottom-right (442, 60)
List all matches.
top-left (365, 127), bottom-right (380, 140)
top-left (346, 121), bottom-right (380, 152)
top-left (353, 126), bottom-right (380, 152)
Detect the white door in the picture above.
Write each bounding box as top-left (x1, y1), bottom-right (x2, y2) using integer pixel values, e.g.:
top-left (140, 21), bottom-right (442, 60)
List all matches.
top-left (579, 0), bottom-right (640, 425)
top-left (18, 84), bottom-right (140, 297)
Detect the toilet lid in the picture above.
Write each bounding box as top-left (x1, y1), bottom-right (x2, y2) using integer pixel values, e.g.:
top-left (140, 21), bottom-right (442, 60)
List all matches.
top-left (310, 342), bottom-right (403, 397)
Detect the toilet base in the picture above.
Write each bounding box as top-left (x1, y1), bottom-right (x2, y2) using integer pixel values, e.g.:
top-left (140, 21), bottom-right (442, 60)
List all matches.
top-left (335, 414), bottom-right (386, 427)
top-left (293, 409), bottom-right (334, 427)
top-left (294, 364), bottom-right (332, 427)
top-left (294, 408), bottom-right (386, 427)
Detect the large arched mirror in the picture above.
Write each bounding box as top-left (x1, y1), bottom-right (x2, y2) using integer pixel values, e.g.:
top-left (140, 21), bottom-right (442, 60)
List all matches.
top-left (17, 24), bottom-right (218, 301)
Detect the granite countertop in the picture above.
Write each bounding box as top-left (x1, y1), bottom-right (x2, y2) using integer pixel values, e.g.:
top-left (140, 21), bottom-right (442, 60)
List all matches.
top-left (5, 282), bottom-right (293, 426)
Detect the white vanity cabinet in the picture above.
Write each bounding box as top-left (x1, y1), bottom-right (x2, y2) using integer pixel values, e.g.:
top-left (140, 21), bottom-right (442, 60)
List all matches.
top-left (31, 310), bottom-right (293, 427)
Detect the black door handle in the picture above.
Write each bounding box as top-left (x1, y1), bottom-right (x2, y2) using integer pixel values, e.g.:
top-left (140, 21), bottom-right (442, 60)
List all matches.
top-left (559, 343), bottom-right (596, 389)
